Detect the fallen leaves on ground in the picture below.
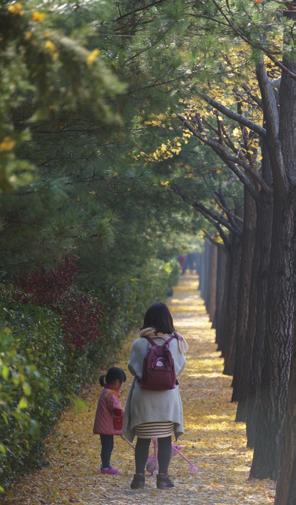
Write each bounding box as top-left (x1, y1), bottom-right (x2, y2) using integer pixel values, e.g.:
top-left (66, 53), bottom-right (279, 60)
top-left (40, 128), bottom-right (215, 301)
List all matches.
top-left (2, 275), bottom-right (275, 505)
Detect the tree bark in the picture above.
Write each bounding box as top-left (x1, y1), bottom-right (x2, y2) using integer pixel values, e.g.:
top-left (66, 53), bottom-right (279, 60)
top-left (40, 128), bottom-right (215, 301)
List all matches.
top-left (206, 241), bottom-right (213, 314)
top-left (245, 189), bottom-right (273, 448)
top-left (215, 245), bottom-right (227, 350)
top-left (275, 342), bottom-right (296, 505)
top-left (198, 246), bottom-right (205, 295)
top-left (250, 47), bottom-right (296, 481)
top-left (227, 188), bottom-right (257, 390)
top-left (209, 243), bottom-right (218, 323)
top-left (270, 49), bottom-right (296, 491)
top-left (223, 234), bottom-right (241, 376)
top-left (250, 192), bottom-right (295, 480)
top-left (202, 240), bottom-right (211, 309)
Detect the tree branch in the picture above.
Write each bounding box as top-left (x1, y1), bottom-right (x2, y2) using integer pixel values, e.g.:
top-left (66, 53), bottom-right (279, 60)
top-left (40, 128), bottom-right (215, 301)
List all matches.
top-left (256, 61), bottom-right (288, 194)
top-left (241, 84), bottom-right (263, 109)
top-left (171, 183), bottom-right (240, 237)
top-left (213, 146), bottom-right (260, 201)
top-left (204, 230), bottom-right (228, 248)
top-left (211, 0), bottom-right (296, 81)
top-left (214, 191), bottom-right (243, 235)
top-left (179, 115), bottom-right (260, 200)
top-left (205, 221), bottom-right (230, 246)
top-left (114, 0), bottom-right (167, 22)
top-left (196, 91), bottom-right (266, 137)
top-left (192, 200), bottom-right (234, 232)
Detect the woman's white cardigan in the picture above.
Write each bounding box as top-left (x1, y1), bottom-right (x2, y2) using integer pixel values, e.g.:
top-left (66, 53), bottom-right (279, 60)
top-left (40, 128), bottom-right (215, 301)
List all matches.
top-left (123, 329), bottom-right (186, 442)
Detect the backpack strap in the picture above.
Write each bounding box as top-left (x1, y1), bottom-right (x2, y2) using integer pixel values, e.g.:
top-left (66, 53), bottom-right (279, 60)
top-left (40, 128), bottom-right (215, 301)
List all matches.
top-left (142, 333), bottom-right (177, 347)
top-left (163, 333), bottom-right (177, 347)
top-left (142, 335), bottom-right (157, 346)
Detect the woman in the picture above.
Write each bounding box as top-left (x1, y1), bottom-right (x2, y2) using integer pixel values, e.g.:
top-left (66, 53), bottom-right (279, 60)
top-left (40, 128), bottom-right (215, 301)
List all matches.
top-left (124, 302), bottom-right (188, 490)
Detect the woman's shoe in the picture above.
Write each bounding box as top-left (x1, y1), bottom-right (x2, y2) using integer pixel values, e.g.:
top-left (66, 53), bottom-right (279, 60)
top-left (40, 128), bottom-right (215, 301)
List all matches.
top-left (156, 473), bottom-right (174, 489)
top-left (130, 473), bottom-right (145, 489)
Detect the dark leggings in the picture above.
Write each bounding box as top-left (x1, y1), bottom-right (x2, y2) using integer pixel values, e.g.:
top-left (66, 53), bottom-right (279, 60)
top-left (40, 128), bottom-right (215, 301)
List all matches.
top-left (100, 434), bottom-right (114, 468)
top-left (135, 436), bottom-right (172, 474)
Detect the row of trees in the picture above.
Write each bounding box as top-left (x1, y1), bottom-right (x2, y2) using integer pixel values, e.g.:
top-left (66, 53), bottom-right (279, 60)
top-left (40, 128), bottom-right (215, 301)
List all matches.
top-left (113, 1), bottom-right (296, 503)
top-left (152, 3), bottom-right (296, 504)
top-left (193, 5), bottom-right (296, 487)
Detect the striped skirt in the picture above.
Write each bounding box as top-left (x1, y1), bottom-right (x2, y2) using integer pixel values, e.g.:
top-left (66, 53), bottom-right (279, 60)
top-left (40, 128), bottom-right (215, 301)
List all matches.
top-left (135, 421), bottom-right (174, 439)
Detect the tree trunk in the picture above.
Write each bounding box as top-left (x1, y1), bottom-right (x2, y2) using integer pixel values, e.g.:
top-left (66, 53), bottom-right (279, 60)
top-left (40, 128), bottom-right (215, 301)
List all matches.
top-left (201, 240), bottom-right (211, 309)
top-left (231, 188), bottom-right (257, 413)
top-left (250, 193), bottom-right (295, 480)
top-left (215, 245), bottom-right (227, 350)
top-left (205, 240), bottom-right (212, 314)
top-left (198, 246), bottom-right (205, 294)
top-left (235, 209), bottom-right (259, 424)
top-left (250, 45), bottom-right (296, 481)
top-left (209, 243), bottom-right (218, 323)
top-left (246, 189), bottom-right (273, 448)
top-left (270, 47), bottom-right (296, 491)
top-left (275, 343), bottom-right (296, 505)
top-left (223, 234), bottom-right (241, 376)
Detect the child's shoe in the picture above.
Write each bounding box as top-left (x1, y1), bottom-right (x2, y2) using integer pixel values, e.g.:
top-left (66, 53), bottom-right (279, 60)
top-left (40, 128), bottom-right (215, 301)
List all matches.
top-left (130, 473), bottom-right (145, 489)
top-left (101, 466), bottom-right (121, 476)
top-left (156, 473), bottom-right (174, 489)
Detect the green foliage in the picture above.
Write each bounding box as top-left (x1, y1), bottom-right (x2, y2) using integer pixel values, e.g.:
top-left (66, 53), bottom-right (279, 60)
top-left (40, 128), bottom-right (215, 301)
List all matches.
top-left (97, 258), bottom-right (180, 347)
top-left (0, 0), bottom-right (124, 191)
top-left (0, 296), bottom-right (101, 487)
top-left (0, 0), bottom-right (207, 491)
top-left (0, 254), bottom-right (180, 490)
top-left (0, 324), bottom-right (50, 489)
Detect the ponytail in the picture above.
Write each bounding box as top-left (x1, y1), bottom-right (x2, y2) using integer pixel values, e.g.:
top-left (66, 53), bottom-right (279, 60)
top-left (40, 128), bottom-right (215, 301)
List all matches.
top-left (99, 367), bottom-right (126, 387)
top-left (99, 375), bottom-right (106, 387)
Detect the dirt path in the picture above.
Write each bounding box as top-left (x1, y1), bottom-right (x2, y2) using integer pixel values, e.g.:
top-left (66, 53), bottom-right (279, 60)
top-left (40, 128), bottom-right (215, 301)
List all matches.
top-left (3, 274), bottom-right (275, 505)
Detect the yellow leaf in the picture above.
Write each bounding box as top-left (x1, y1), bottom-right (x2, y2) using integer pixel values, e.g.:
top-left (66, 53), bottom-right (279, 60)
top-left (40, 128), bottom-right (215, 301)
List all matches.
top-left (0, 137), bottom-right (16, 152)
top-left (87, 49), bottom-right (101, 66)
top-left (24, 31), bottom-right (33, 41)
top-left (17, 397), bottom-right (28, 410)
top-left (7, 2), bottom-right (23, 15)
top-left (32, 11), bottom-right (46, 23)
top-left (44, 40), bottom-right (59, 60)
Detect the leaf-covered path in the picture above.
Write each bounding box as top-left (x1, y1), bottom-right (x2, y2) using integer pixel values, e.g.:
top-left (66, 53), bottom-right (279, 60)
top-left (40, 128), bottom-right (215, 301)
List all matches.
top-left (3, 275), bottom-right (275, 505)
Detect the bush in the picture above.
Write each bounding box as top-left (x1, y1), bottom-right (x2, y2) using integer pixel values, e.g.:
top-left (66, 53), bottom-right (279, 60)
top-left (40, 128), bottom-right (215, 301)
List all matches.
top-left (0, 326), bottom-right (49, 491)
top-left (0, 300), bottom-right (97, 490)
top-left (96, 257), bottom-right (180, 347)
top-left (18, 258), bottom-right (104, 351)
top-left (0, 257), bottom-right (180, 491)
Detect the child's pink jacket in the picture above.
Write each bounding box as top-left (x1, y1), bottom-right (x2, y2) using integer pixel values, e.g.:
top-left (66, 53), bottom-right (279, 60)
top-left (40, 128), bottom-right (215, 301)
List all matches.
top-left (93, 386), bottom-right (123, 435)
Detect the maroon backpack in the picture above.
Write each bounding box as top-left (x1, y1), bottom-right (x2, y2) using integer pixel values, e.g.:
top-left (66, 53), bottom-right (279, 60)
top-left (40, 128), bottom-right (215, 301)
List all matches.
top-left (140, 334), bottom-right (177, 391)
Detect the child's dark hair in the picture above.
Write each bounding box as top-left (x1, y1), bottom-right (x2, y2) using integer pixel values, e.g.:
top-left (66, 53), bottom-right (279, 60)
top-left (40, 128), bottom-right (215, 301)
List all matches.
top-left (142, 302), bottom-right (175, 334)
top-left (99, 367), bottom-right (127, 387)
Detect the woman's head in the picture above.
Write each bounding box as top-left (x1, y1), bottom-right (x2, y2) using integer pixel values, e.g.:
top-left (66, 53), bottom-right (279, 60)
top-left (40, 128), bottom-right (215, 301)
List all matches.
top-left (142, 302), bottom-right (175, 334)
top-left (99, 367), bottom-right (127, 388)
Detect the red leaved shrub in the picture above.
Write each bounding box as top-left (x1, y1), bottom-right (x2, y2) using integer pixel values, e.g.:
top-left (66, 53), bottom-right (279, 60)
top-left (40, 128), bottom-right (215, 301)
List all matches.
top-left (58, 290), bottom-right (103, 349)
top-left (18, 256), bottom-right (78, 305)
top-left (16, 257), bottom-right (103, 350)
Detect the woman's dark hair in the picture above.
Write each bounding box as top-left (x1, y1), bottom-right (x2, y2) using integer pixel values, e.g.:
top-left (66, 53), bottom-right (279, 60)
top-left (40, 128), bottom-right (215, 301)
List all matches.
top-left (99, 367), bottom-right (127, 387)
top-left (142, 302), bottom-right (175, 334)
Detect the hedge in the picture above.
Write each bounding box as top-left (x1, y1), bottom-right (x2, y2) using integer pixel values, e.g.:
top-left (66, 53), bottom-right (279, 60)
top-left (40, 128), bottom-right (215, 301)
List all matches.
top-left (0, 258), bottom-right (179, 491)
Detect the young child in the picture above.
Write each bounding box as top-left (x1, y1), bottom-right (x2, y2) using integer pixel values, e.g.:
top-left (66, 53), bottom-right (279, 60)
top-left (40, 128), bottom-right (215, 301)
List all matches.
top-left (93, 366), bottom-right (126, 475)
